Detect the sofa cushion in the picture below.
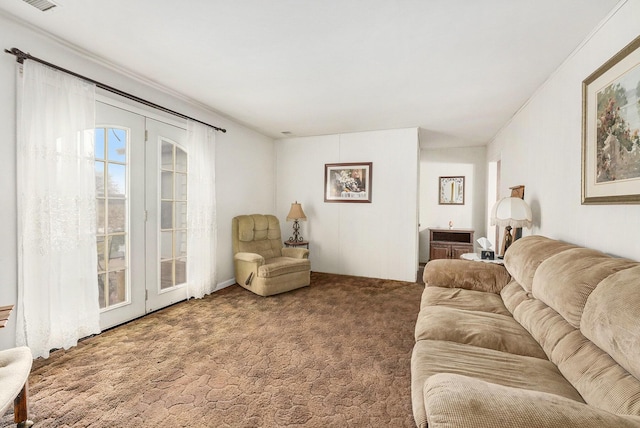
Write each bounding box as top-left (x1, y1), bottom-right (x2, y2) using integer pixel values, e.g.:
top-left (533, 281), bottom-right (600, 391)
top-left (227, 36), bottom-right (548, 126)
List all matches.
top-left (411, 339), bottom-right (584, 428)
top-left (553, 329), bottom-right (640, 416)
top-left (415, 306), bottom-right (547, 358)
top-left (422, 373), bottom-right (640, 428)
top-left (532, 248), bottom-right (636, 328)
top-left (423, 259), bottom-right (511, 294)
top-left (582, 265), bottom-right (640, 383)
top-left (500, 280), bottom-right (532, 314)
top-left (420, 286), bottom-right (511, 316)
top-left (504, 235), bottom-right (576, 292)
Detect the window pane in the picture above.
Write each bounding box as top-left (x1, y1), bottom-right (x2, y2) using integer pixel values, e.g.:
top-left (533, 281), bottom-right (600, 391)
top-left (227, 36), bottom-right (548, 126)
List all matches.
top-left (175, 173), bottom-right (187, 200)
top-left (97, 236), bottom-right (106, 272)
top-left (161, 141), bottom-right (173, 170)
top-left (161, 231), bottom-right (173, 259)
top-left (175, 258), bottom-right (186, 285)
top-left (108, 235), bottom-right (127, 270)
top-left (108, 199), bottom-right (126, 233)
top-left (108, 128), bottom-right (126, 162)
top-left (95, 128), bottom-right (105, 160)
top-left (95, 161), bottom-right (105, 197)
top-left (108, 270), bottom-right (126, 305)
top-left (161, 171), bottom-right (173, 199)
top-left (161, 201), bottom-right (173, 229)
top-left (96, 199), bottom-right (105, 235)
top-left (107, 163), bottom-right (126, 197)
top-left (160, 260), bottom-right (173, 290)
top-left (175, 202), bottom-right (187, 229)
top-left (176, 147), bottom-right (187, 172)
top-left (175, 230), bottom-right (187, 258)
top-left (98, 273), bottom-right (106, 309)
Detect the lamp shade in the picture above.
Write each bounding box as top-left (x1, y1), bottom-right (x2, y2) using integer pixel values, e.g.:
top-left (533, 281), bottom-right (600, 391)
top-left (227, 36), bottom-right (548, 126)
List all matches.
top-left (490, 197), bottom-right (532, 229)
top-left (286, 201), bottom-right (307, 221)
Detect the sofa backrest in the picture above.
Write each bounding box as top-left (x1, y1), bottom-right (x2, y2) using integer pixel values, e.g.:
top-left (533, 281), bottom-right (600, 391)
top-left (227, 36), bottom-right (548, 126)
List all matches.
top-left (232, 214), bottom-right (283, 260)
top-left (503, 236), bottom-right (640, 416)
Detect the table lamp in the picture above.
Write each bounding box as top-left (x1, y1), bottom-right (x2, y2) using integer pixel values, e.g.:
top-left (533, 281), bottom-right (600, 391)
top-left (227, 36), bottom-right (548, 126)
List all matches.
top-left (286, 201), bottom-right (307, 242)
top-left (490, 197), bottom-right (532, 257)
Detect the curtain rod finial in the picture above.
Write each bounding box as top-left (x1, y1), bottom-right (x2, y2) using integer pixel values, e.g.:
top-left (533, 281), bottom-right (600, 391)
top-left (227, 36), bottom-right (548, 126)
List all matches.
top-left (5, 47), bottom-right (28, 64)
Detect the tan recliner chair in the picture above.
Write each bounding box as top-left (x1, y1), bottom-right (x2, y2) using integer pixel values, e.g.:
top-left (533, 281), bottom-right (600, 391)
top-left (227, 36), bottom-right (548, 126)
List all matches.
top-left (232, 214), bottom-right (311, 296)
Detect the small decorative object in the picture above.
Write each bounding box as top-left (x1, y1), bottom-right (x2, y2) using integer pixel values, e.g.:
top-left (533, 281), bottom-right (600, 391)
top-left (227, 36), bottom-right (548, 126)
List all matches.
top-left (490, 197), bottom-right (532, 257)
top-left (477, 237), bottom-right (495, 260)
top-left (481, 250), bottom-right (495, 260)
top-left (448, 220), bottom-right (453, 229)
top-left (324, 162), bottom-right (372, 203)
top-left (582, 35), bottom-right (640, 204)
top-left (286, 201), bottom-right (307, 242)
top-left (439, 176), bottom-right (465, 205)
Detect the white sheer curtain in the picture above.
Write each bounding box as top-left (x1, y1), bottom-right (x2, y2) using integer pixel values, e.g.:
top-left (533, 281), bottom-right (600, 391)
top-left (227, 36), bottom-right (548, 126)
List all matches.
top-left (186, 120), bottom-right (217, 299)
top-left (16, 60), bottom-right (101, 359)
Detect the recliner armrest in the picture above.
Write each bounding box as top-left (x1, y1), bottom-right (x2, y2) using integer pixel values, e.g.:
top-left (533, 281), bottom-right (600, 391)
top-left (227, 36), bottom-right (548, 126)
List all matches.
top-left (281, 247), bottom-right (309, 259)
top-left (422, 373), bottom-right (640, 428)
top-left (423, 259), bottom-right (510, 294)
top-left (234, 252), bottom-right (265, 264)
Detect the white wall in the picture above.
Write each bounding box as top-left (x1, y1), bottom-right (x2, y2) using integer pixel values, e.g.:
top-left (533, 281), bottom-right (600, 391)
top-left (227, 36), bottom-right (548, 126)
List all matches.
top-left (0, 13), bottom-right (276, 350)
top-left (488, 0), bottom-right (640, 259)
top-left (275, 128), bottom-right (420, 282)
top-left (418, 146), bottom-right (487, 262)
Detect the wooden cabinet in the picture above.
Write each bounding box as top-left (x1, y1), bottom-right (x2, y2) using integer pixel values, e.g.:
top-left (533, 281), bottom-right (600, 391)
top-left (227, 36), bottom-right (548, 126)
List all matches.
top-left (429, 228), bottom-right (474, 261)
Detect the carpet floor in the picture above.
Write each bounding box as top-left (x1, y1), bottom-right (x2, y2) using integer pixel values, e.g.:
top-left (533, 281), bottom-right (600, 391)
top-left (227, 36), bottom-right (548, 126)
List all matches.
top-left (1, 272), bottom-right (423, 427)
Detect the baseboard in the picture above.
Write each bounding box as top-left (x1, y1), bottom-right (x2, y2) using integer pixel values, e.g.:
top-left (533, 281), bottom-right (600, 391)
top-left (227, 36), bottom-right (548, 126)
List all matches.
top-left (215, 278), bottom-right (236, 291)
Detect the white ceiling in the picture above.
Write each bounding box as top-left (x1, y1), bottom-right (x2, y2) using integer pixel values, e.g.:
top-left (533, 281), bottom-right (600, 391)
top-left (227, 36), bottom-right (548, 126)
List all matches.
top-left (1, 0), bottom-right (621, 146)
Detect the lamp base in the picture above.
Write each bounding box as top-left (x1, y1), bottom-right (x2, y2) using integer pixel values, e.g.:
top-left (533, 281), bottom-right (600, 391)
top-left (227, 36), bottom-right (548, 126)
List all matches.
top-left (500, 226), bottom-right (514, 257)
top-left (288, 219), bottom-right (304, 242)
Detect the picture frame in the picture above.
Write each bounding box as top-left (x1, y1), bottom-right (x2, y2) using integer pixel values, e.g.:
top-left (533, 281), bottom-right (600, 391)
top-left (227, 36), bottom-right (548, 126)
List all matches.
top-left (439, 176), bottom-right (465, 205)
top-left (582, 35), bottom-right (640, 204)
top-left (324, 162), bottom-right (372, 203)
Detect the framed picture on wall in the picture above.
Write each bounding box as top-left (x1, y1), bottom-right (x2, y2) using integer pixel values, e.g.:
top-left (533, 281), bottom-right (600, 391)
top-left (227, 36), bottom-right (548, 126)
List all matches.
top-left (439, 176), bottom-right (465, 205)
top-left (582, 34), bottom-right (640, 204)
top-left (324, 162), bottom-right (372, 203)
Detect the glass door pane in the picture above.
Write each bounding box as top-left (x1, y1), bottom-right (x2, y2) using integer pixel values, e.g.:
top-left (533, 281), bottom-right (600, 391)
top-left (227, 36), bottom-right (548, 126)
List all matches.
top-left (95, 126), bottom-right (128, 309)
top-left (159, 139), bottom-right (188, 290)
top-left (96, 102), bottom-right (146, 330)
top-left (145, 118), bottom-right (189, 313)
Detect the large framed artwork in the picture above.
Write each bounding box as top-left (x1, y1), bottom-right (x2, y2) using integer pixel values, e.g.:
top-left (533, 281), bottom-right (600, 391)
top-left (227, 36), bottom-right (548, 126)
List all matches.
top-left (324, 162), bottom-right (372, 203)
top-left (439, 176), bottom-right (465, 205)
top-left (582, 35), bottom-right (640, 204)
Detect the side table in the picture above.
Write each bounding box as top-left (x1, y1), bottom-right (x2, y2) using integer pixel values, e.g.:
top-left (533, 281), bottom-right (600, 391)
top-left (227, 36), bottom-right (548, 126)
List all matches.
top-left (460, 253), bottom-right (504, 265)
top-left (0, 305), bottom-right (13, 328)
top-left (284, 240), bottom-right (309, 249)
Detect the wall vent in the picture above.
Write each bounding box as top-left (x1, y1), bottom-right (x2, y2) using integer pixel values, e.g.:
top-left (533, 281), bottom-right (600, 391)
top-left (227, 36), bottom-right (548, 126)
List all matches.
top-left (22, 0), bottom-right (58, 12)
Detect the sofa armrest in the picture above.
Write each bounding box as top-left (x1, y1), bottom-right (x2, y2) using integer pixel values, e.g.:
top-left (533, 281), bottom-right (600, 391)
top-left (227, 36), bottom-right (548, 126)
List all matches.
top-left (281, 247), bottom-right (309, 259)
top-left (423, 259), bottom-right (511, 294)
top-left (422, 373), bottom-right (640, 428)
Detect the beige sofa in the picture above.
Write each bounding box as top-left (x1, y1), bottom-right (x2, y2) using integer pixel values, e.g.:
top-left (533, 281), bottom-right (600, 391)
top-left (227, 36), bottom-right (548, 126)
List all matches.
top-left (412, 235), bottom-right (640, 427)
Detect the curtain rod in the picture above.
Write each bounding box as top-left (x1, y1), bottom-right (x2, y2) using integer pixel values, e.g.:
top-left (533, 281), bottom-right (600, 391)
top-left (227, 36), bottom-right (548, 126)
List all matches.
top-left (4, 47), bottom-right (227, 133)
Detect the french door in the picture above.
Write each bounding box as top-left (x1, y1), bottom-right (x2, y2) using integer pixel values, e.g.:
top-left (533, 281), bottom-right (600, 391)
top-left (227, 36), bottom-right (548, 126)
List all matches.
top-left (96, 102), bottom-right (188, 329)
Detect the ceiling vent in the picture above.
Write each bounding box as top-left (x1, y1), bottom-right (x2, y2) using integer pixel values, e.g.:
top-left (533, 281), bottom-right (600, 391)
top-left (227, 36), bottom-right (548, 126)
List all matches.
top-left (22, 0), bottom-right (58, 12)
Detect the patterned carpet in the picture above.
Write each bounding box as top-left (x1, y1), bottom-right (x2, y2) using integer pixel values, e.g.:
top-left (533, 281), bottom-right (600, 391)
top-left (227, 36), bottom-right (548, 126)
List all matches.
top-left (1, 272), bottom-right (423, 427)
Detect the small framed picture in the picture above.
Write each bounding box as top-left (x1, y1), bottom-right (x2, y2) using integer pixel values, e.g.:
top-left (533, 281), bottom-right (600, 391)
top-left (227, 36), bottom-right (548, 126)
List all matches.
top-left (324, 162), bottom-right (372, 203)
top-left (439, 176), bottom-right (465, 205)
